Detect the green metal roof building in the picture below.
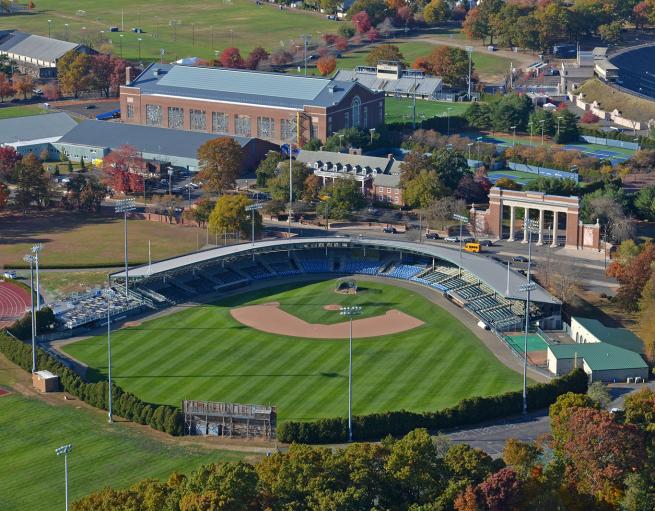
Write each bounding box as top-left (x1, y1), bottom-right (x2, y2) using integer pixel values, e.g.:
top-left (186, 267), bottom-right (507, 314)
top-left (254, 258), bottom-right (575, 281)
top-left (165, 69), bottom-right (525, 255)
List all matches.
top-left (570, 316), bottom-right (644, 353)
top-left (547, 342), bottom-right (648, 383)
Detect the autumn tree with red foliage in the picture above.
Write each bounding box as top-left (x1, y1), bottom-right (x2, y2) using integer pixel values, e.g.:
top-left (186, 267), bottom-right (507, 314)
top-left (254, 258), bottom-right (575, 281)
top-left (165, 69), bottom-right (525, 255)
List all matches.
top-left (316, 56), bottom-right (337, 76)
top-left (477, 467), bottom-right (522, 511)
top-left (607, 241), bottom-right (655, 310)
top-left (220, 47), bottom-right (245, 68)
top-left (0, 146), bottom-right (21, 181)
top-left (580, 110), bottom-right (600, 124)
top-left (13, 74), bottom-right (34, 100)
top-left (0, 72), bottom-right (14, 102)
top-left (245, 47), bottom-right (269, 70)
top-left (351, 11), bottom-right (372, 33)
top-left (334, 36), bottom-right (349, 51)
top-left (102, 145), bottom-right (145, 194)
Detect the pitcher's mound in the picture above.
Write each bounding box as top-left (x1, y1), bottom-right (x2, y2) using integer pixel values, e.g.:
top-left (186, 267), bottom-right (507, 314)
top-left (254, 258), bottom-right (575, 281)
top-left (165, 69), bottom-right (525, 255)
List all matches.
top-left (231, 302), bottom-right (423, 339)
top-left (323, 304), bottom-right (341, 311)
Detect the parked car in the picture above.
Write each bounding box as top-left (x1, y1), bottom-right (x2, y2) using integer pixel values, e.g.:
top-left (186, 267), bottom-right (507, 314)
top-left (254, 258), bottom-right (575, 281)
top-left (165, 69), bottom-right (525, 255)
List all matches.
top-left (85, 104), bottom-right (96, 109)
top-left (367, 207), bottom-right (379, 216)
top-left (425, 232), bottom-right (439, 240)
top-left (479, 239), bottom-right (494, 246)
top-left (445, 236), bottom-right (459, 243)
top-left (2, 271), bottom-right (17, 279)
top-left (383, 226), bottom-right (397, 234)
top-left (462, 237), bottom-right (476, 244)
top-left (32, 88), bottom-right (43, 95)
top-left (513, 255), bottom-right (528, 262)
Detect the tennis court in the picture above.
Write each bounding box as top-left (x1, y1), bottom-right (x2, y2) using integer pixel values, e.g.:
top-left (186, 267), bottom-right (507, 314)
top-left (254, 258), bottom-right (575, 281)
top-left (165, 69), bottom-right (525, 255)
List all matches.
top-left (560, 143), bottom-right (634, 165)
top-left (487, 171), bottom-right (533, 185)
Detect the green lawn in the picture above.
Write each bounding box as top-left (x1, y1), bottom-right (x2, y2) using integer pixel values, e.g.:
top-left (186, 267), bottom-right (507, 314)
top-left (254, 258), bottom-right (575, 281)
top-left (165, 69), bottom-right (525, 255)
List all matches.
top-left (0, 105), bottom-right (48, 119)
top-left (0, 211), bottom-right (206, 268)
top-left (0, 0), bottom-right (335, 62)
top-left (385, 97), bottom-right (469, 124)
top-left (63, 279), bottom-right (524, 423)
top-left (0, 393), bottom-right (245, 511)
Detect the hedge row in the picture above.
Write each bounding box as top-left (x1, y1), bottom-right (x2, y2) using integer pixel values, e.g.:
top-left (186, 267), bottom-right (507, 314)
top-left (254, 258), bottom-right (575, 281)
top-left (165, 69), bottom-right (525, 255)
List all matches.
top-left (387, 115), bottom-right (467, 134)
top-left (8, 308), bottom-right (55, 340)
top-left (278, 369), bottom-right (588, 444)
top-left (0, 332), bottom-right (183, 435)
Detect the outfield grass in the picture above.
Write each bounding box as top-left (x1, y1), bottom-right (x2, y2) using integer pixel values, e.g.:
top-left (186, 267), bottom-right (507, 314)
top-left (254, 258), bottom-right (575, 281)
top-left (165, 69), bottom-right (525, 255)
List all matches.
top-left (63, 279), bottom-right (524, 422)
top-left (0, 0), bottom-right (335, 62)
top-left (385, 97), bottom-right (469, 124)
top-left (0, 105), bottom-right (48, 119)
top-left (0, 393), bottom-right (245, 511)
top-left (0, 211), bottom-right (206, 268)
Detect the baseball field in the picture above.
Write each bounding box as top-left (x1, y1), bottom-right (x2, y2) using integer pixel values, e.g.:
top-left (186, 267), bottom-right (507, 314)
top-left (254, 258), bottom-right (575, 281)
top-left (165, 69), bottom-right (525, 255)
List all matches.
top-left (62, 279), bottom-right (524, 422)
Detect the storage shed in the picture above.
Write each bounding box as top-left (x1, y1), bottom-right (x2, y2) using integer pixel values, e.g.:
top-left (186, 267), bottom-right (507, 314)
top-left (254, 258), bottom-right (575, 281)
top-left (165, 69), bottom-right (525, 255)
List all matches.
top-left (32, 370), bottom-right (60, 393)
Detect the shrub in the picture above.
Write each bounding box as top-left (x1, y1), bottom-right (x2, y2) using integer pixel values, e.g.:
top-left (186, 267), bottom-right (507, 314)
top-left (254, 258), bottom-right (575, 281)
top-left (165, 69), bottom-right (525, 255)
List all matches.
top-left (580, 111), bottom-right (600, 124)
top-left (278, 369), bottom-right (588, 443)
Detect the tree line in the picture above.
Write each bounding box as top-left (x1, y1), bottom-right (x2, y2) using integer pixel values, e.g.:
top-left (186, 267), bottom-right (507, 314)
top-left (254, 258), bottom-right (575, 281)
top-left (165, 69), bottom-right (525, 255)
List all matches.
top-left (73, 385), bottom-right (655, 510)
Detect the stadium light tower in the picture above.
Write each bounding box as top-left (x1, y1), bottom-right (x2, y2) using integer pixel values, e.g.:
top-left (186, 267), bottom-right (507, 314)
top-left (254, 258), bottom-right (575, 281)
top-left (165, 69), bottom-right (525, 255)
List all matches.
top-left (23, 254), bottom-right (37, 373)
top-left (31, 243), bottom-right (43, 310)
top-left (55, 444), bottom-right (73, 511)
top-left (107, 294), bottom-right (113, 424)
top-left (519, 281), bottom-right (537, 414)
top-left (115, 198), bottom-right (136, 300)
top-left (340, 305), bottom-right (362, 442)
top-left (245, 203), bottom-right (263, 246)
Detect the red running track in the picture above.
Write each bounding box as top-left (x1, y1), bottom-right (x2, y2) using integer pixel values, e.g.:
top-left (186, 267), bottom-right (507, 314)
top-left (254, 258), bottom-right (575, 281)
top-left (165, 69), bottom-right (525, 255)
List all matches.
top-left (0, 282), bottom-right (30, 325)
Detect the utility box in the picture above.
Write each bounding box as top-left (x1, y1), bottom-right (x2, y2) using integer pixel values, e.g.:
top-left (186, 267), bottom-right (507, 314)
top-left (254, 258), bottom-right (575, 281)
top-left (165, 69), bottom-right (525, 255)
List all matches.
top-left (32, 370), bottom-right (60, 393)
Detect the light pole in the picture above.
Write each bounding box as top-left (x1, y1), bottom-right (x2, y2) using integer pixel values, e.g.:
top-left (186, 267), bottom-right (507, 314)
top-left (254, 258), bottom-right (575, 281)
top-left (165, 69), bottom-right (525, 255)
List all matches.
top-left (107, 296), bottom-right (112, 423)
top-left (245, 203), bottom-right (263, 246)
top-left (23, 254), bottom-right (37, 373)
top-left (465, 46), bottom-right (473, 100)
top-left (55, 444), bottom-right (73, 511)
top-left (340, 305), bottom-right (361, 442)
top-left (31, 243), bottom-right (42, 310)
top-left (453, 213), bottom-right (469, 260)
top-left (556, 116), bottom-right (563, 136)
top-left (167, 167), bottom-right (173, 196)
top-left (510, 125), bottom-right (517, 148)
top-left (539, 119), bottom-right (545, 146)
top-left (48, 19), bottom-right (52, 38)
top-left (528, 121), bottom-right (534, 145)
top-left (64, 23), bottom-right (69, 41)
top-left (320, 194), bottom-right (331, 230)
top-left (446, 107), bottom-right (452, 135)
top-left (520, 280), bottom-right (537, 415)
top-left (369, 128), bottom-right (375, 145)
top-left (138, 37), bottom-right (143, 60)
top-left (119, 34), bottom-right (124, 58)
top-left (476, 136), bottom-right (482, 162)
top-left (115, 198), bottom-right (136, 300)
top-left (467, 142), bottom-right (473, 163)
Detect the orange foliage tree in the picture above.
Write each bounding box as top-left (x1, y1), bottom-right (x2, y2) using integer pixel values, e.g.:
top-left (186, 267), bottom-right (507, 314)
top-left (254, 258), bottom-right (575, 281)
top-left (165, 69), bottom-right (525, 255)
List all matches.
top-left (316, 56), bottom-right (336, 76)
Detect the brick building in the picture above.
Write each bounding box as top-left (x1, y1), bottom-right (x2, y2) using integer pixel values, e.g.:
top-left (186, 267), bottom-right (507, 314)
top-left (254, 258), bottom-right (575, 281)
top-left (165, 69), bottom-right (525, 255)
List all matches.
top-left (119, 64), bottom-right (385, 146)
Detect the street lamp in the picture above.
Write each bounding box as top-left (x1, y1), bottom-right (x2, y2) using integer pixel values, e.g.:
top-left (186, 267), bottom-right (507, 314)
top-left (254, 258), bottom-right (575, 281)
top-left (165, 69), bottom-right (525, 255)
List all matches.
top-left (31, 243), bottom-right (42, 310)
top-left (119, 34), bottom-right (124, 58)
top-left (476, 136), bottom-right (482, 162)
top-left (528, 121), bottom-right (534, 144)
top-left (320, 193), bottom-right (331, 230)
top-left (167, 167), bottom-right (173, 196)
top-left (539, 119), bottom-right (546, 146)
top-left (510, 125), bottom-right (517, 148)
top-left (115, 198), bottom-right (136, 300)
top-left (48, 19), bottom-right (52, 38)
top-left (340, 305), bottom-right (362, 442)
top-left (453, 213), bottom-right (469, 259)
top-left (106, 290), bottom-right (114, 423)
top-left (245, 203), bottom-right (263, 246)
top-left (55, 444), bottom-right (73, 511)
top-left (519, 281), bottom-right (536, 415)
top-left (446, 107), bottom-right (453, 135)
top-left (556, 116), bottom-right (563, 136)
top-left (137, 37), bottom-right (143, 60)
top-left (369, 128), bottom-right (375, 145)
top-left (465, 46), bottom-right (473, 100)
top-left (23, 254), bottom-right (37, 373)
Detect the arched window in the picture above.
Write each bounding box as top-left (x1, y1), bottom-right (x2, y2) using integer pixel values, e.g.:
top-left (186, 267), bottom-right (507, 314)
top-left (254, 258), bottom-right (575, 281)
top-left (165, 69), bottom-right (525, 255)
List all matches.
top-left (351, 96), bottom-right (361, 128)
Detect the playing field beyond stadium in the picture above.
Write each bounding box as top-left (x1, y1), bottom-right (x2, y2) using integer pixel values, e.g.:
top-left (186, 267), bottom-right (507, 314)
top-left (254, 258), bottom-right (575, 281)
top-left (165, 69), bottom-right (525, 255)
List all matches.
top-left (63, 279), bottom-right (524, 422)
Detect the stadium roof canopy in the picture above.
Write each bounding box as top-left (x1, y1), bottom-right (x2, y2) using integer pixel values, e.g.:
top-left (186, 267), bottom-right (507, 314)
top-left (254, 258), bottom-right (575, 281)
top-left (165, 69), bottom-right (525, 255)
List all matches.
top-left (111, 236), bottom-right (559, 304)
top-left (129, 63), bottom-right (362, 109)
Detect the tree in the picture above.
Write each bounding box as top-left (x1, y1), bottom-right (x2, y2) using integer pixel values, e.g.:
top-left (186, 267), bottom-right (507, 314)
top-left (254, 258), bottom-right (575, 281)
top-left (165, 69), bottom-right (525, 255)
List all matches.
top-left (208, 194), bottom-right (260, 238)
top-left (554, 110), bottom-right (579, 144)
top-left (423, 0), bottom-right (451, 25)
top-left (245, 47), bottom-right (269, 70)
top-left (197, 137), bottom-right (244, 193)
top-left (415, 46), bottom-right (471, 88)
top-left (404, 170), bottom-right (445, 209)
top-left (494, 177), bottom-right (521, 190)
top-left (598, 21), bottom-right (623, 44)
top-left (90, 54), bottom-right (126, 97)
top-left (324, 127), bottom-right (372, 152)
top-left (348, 0), bottom-right (388, 24)
top-left (580, 187), bottom-right (633, 243)
top-left (430, 147), bottom-right (470, 191)
top-left (365, 27), bottom-right (379, 43)
top-left (57, 51), bottom-right (92, 98)
top-left (477, 467), bottom-right (522, 511)
top-left (102, 144), bottom-right (146, 194)
top-left (0, 71), bottom-right (13, 101)
top-left (0, 146), bottom-right (21, 182)
top-left (220, 47), bottom-right (244, 68)
top-left (462, 7), bottom-right (486, 41)
top-left (256, 151), bottom-right (283, 187)
top-left (303, 174), bottom-right (321, 202)
top-left (426, 196), bottom-right (467, 230)
top-left (528, 109), bottom-right (556, 137)
top-left (320, 0), bottom-right (340, 13)
top-left (502, 440), bottom-right (541, 480)
top-left (365, 44), bottom-right (405, 66)
top-left (41, 82), bottom-right (60, 101)
top-left (109, 57), bottom-right (127, 95)
top-left (15, 153), bottom-right (49, 210)
top-left (608, 241), bottom-right (655, 310)
top-left (338, 24), bottom-right (356, 39)
top-left (13, 74), bottom-right (33, 100)
top-left (587, 381), bottom-right (611, 409)
top-left (455, 174), bottom-right (488, 204)
top-left (0, 181), bottom-right (8, 211)
top-left (268, 160), bottom-right (306, 203)
top-left (334, 36), bottom-right (349, 51)
top-left (316, 56), bottom-right (337, 76)
top-left (634, 186), bottom-right (655, 221)
top-left (351, 11), bottom-right (372, 33)
top-left (316, 178), bottom-right (365, 219)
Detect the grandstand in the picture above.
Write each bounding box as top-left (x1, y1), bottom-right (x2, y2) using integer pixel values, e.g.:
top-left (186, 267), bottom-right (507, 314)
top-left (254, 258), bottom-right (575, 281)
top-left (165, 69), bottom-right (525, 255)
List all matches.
top-left (56, 238), bottom-right (561, 354)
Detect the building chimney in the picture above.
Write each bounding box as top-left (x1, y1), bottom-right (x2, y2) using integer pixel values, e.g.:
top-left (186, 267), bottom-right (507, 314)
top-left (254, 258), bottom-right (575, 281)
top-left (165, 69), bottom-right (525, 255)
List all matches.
top-left (125, 66), bottom-right (133, 86)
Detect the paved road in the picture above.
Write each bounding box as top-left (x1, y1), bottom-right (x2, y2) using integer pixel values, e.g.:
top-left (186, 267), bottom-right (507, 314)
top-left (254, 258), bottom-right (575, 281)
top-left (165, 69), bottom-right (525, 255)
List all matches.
top-left (445, 382), bottom-right (653, 457)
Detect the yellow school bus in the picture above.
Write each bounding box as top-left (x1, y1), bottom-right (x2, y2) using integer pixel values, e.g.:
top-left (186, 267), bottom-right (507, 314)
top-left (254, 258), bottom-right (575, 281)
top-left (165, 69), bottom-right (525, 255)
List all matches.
top-left (464, 242), bottom-right (481, 253)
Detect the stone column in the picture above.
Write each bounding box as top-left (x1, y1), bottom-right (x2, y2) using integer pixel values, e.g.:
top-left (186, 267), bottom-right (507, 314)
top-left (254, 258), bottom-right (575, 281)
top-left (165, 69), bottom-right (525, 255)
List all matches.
top-left (537, 208), bottom-right (545, 245)
top-left (551, 211), bottom-right (559, 247)
top-left (522, 207), bottom-right (529, 243)
top-left (508, 206), bottom-right (516, 241)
